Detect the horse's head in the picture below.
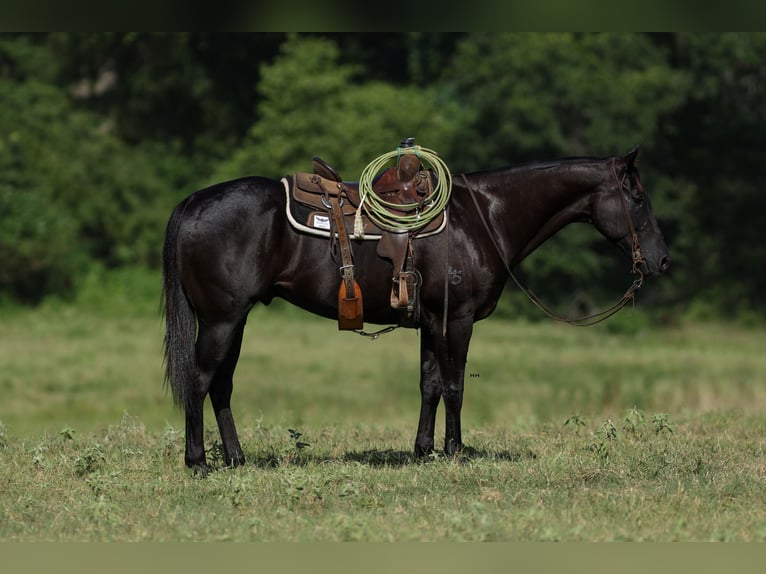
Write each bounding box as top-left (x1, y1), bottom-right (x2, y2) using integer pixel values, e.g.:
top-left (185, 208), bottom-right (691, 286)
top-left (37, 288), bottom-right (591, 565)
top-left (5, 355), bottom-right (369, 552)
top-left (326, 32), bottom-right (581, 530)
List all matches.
top-left (591, 147), bottom-right (670, 277)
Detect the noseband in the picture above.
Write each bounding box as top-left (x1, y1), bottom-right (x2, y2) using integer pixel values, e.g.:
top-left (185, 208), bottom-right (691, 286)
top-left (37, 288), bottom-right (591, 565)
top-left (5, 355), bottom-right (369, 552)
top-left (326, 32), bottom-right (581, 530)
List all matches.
top-left (461, 162), bottom-right (645, 327)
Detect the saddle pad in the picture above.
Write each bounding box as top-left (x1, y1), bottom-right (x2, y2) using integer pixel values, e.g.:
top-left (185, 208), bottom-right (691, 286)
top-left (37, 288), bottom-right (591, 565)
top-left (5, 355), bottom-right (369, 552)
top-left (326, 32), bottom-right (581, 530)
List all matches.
top-left (281, 177), bottom-right (446, 241)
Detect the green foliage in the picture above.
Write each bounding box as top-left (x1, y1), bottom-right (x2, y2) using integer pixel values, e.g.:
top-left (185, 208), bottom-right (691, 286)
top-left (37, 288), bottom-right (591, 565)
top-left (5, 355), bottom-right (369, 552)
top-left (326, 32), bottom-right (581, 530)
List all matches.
top-left (651, 413), bottom-right (674, 435)
top-left (0, 32), bottom-right (765, 320)
top-left (662, 33), bottom-right (766, 316)
top-left (589, 418), bottom-right (619, 462)
top-left (563, 413), bottom-right (587, 433)
top-left (216, 34), bottom-right (464, 181)
top-left (0, 36), bottom-right (199, 300)
top-left (48, 33), bottom-right (279, 152)
top-left (74, 442), bottom-right (105, 477)
top-left (448, 33), bottom-right (689, 166)
top-left (288, 428), bottom-right (311, 451)
top-left (622, 406), bottom-right (646, 437)
top-left (0, 71), bottom-right (83, 300)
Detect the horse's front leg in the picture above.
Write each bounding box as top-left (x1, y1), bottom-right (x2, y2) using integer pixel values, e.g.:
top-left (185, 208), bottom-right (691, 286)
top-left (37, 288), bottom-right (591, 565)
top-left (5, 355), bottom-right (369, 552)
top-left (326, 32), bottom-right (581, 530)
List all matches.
top-left (439, 319), bottom-right (473, 455)
top-left (414, 331), bottom-right (442, 457)
top-left (414, 319), bottom-right (473, 457)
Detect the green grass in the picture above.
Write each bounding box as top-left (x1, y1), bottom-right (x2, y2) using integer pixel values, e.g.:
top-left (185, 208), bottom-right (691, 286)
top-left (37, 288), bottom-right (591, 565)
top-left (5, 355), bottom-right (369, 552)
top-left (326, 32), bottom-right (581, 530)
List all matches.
top-left (1, 300), bottom-right (766, 541)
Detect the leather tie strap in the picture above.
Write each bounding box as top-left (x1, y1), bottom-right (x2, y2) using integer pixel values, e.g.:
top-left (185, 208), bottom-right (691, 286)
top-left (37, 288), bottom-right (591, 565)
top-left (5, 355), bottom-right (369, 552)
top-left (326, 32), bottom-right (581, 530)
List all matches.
top-left (318, 180), bottom-right (363, 330)
top-left (327, 193), bottom-right (356, 299)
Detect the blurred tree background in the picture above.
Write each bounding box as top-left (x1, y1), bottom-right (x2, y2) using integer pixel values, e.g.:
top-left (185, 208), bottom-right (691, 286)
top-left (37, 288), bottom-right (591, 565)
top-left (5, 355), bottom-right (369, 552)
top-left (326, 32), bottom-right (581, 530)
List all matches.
top-left (1, 32), bottom-right (764, 322)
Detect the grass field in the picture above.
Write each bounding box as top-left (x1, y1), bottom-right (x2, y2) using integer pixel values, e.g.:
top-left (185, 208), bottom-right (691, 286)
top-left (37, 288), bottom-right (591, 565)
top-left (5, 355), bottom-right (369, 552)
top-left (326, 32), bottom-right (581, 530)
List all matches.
top-left (1, 299), bottom-right (766, 541)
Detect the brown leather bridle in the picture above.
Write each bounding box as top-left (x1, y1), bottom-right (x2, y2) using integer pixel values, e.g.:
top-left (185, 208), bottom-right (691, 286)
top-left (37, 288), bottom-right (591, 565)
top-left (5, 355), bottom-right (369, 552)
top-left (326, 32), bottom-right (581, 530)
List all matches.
top-left (611, 158), bottom-right (647, 278)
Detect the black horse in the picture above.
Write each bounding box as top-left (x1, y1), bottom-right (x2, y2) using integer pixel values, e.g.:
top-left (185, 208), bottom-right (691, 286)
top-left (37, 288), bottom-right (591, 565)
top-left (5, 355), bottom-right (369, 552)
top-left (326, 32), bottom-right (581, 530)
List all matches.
top-left (162, 147), bottom-right (669, 473)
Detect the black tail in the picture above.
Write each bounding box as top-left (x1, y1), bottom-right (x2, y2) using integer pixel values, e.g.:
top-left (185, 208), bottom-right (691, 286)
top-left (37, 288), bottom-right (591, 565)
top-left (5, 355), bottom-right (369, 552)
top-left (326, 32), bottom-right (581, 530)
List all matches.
top-left (161, 202), bottom-right (197, 411)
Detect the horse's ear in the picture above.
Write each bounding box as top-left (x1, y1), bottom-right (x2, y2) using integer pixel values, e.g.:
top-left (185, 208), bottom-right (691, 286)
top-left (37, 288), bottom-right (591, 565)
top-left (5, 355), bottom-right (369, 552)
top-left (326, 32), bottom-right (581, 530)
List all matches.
top-left (623, 146), bottom-right (640, 166)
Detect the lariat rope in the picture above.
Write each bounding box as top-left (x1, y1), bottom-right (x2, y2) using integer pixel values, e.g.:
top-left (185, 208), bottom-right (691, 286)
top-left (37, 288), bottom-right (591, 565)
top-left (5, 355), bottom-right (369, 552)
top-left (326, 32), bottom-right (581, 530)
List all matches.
top-left (355, 145), bottom-right (452, 235)
top-left (460, 172), bottom-right (645, 327)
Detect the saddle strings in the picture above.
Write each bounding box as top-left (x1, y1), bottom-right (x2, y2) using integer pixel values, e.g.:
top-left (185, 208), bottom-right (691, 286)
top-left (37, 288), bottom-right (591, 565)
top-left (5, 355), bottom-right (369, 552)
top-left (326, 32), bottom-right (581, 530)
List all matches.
top-left (460, 172), bottom-right (644, 327)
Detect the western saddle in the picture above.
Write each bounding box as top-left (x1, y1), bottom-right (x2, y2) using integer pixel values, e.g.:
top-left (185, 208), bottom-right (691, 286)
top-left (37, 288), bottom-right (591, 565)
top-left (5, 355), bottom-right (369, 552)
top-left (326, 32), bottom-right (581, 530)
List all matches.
top-left (288, 138), bottom-right (447, 331)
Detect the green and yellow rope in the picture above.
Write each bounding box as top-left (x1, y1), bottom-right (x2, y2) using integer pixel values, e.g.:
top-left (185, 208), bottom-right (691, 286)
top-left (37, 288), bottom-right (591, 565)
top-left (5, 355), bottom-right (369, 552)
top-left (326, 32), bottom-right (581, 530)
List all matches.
top-left (354, 145), bottom-right (452, 236)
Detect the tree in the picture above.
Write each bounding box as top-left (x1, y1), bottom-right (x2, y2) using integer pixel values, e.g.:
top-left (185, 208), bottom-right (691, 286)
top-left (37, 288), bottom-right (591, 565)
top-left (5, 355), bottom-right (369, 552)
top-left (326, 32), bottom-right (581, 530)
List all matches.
top-left (0, 35), bottom-right (193, 300)
top-left (447, 33), bottom-right (689, 166)
top-left (50, 33), bottom-right (284, 157)
top-left (0, 37), bottom-right (82, 300)
top-left (215, 34), bottom-right (466, 182)
top-left (660, 33), bottom-right (766, 317)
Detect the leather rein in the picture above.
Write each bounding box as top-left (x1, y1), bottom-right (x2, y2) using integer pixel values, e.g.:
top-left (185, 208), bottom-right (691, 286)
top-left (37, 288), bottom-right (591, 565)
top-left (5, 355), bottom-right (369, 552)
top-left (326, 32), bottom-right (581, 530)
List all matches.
top-left (459, 160), bottom-right (646, 327)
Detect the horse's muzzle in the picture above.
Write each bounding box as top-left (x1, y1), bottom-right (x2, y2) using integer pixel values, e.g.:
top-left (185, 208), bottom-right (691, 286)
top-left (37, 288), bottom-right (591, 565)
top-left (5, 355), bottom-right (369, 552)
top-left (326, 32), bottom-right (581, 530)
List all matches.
top-left (639, 254), bottom-right (670, 277)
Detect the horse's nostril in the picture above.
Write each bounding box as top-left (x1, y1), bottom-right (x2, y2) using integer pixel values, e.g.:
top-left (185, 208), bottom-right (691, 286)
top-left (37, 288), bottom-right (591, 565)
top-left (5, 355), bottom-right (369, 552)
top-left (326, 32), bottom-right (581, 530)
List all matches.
top-left (659, 255), bottom-right (670, 272)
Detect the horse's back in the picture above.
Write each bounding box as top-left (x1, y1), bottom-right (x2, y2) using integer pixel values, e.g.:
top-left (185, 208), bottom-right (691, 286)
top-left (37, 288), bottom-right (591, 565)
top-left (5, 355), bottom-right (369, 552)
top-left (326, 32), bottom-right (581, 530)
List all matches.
top-left (174, 176), bottom-right (282, 220)
top-left (169, 176), bottom-right (287, 317)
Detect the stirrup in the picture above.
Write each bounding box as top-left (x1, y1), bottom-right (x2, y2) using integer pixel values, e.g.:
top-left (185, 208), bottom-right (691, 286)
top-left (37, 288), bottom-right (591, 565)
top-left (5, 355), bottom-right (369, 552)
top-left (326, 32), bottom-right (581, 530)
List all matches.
top-left (390, 270), bottom-right (422, 327)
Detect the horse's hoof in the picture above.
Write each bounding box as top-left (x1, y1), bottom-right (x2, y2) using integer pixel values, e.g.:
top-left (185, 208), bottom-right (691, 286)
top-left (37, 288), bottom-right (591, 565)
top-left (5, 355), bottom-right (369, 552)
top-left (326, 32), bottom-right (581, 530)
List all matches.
top-left (226, 454), bottom-right (246, 468)
top-left (190, 462), bottom-right (212, 478)
top-left (444, 441), bottom-right (464, 457)
top-left (414, 444), bottom-right (434, 459)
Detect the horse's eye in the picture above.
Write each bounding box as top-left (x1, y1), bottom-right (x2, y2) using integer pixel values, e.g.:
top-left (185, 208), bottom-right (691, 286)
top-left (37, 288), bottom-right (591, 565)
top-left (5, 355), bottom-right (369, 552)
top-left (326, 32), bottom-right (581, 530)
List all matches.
top-left (632, 192), bottom-right (644, 206)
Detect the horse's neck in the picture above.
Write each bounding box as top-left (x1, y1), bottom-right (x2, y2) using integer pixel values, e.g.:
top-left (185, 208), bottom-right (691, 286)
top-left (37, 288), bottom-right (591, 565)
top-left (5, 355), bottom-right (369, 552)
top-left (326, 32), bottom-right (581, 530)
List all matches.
top-left (475, 163), bottom-right (604, 264)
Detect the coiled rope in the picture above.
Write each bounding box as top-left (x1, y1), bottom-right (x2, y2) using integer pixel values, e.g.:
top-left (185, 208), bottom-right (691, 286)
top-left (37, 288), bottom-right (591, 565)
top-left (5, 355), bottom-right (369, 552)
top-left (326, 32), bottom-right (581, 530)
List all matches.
top-left (354, 145), bottom-right (452, 236)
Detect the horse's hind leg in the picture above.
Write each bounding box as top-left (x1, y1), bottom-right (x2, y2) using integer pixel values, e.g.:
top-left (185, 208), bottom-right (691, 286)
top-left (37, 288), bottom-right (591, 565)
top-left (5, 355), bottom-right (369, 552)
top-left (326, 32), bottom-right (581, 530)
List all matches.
top-left (185, 316), bottom-right (246, 473)
top-left (209, 318), bottom-right (247, 467)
